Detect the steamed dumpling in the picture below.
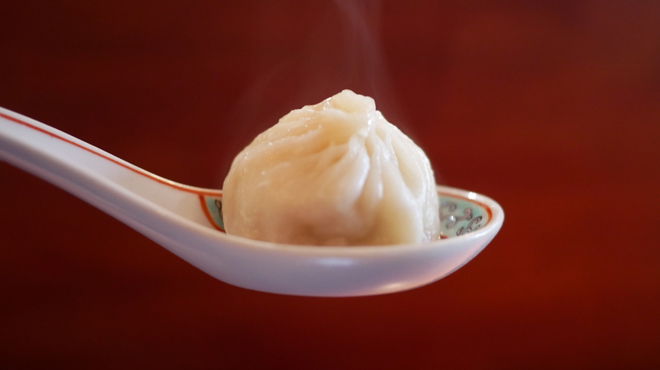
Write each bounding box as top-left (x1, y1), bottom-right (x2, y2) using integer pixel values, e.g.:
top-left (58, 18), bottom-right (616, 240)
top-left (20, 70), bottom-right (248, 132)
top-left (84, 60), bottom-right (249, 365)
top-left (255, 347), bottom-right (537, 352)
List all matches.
top-left (222, 90), bottom-right (440, 246)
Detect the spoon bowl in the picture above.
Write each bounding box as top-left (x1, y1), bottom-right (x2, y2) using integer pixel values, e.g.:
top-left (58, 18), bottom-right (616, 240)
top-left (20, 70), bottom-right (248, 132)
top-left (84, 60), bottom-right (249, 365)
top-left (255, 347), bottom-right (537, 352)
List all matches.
top-left (0, 107), bottom-right (503, 297)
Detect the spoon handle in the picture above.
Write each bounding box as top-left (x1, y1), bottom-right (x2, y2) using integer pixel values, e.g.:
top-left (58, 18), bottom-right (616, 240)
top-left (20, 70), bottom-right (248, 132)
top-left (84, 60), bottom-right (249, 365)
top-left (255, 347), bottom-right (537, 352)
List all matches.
top-left (0, 107), bottom-right (217, 230)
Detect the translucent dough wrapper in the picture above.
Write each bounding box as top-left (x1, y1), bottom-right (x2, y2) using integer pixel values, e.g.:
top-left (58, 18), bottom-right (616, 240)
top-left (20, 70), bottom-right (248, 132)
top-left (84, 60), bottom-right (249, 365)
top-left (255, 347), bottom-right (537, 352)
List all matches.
top-left (222, 90), bottom-right (440, 246)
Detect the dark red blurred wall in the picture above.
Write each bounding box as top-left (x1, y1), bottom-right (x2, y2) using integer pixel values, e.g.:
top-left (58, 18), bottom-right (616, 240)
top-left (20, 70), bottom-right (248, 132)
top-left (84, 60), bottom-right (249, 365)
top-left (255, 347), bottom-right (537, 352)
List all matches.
top-left (1, 1), bottom-right (659, 369)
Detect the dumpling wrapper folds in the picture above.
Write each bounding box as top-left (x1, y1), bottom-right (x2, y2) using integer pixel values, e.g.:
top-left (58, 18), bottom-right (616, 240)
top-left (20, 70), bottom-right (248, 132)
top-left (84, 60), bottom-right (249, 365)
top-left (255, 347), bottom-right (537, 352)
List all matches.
top-left (222, 90), bottom-right (440, 246)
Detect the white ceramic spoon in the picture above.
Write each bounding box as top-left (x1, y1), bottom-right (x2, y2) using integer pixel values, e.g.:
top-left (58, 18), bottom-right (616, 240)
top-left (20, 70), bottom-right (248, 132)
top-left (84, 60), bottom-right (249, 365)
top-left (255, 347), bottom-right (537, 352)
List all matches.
top-left (0, 107), bottom-right (503, 297)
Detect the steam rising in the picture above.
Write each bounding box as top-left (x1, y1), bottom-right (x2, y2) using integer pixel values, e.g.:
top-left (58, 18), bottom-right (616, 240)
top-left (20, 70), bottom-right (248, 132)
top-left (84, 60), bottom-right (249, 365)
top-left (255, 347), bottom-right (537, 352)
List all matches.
top-left (334, 0), bottom-right (396, 106)
top-left (230, 0), bottom-right (402, 130)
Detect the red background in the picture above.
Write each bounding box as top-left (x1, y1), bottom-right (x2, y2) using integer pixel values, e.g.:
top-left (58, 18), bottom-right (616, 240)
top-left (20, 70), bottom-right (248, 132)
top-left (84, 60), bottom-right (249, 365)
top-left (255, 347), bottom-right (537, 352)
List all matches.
top-left (1, 1), bottom-right (659, 369)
